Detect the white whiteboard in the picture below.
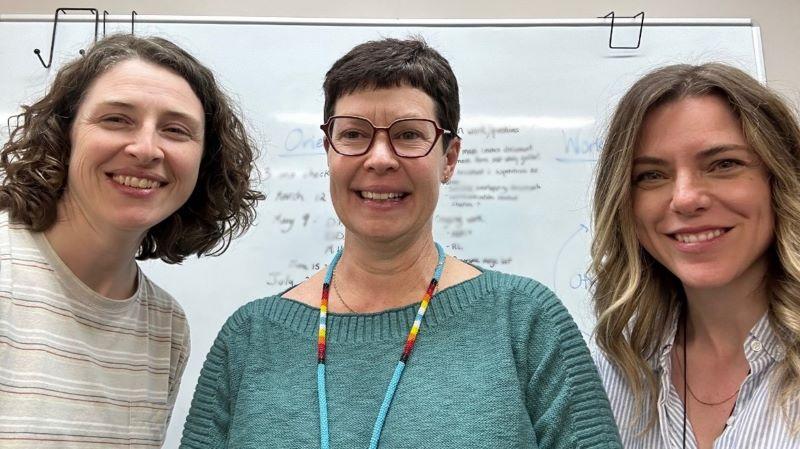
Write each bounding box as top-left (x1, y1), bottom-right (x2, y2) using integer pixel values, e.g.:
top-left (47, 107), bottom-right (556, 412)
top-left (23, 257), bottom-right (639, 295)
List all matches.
top-left (0, 16), bottom-right (764, 447)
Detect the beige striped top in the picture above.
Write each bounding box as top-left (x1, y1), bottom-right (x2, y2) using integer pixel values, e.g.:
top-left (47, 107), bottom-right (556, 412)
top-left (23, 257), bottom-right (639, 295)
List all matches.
top-left (0, 212), bottom-right (190, 448)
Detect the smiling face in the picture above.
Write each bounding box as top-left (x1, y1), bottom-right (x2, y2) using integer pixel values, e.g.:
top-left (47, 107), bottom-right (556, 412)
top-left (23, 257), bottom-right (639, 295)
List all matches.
top-left (64, 58), bottom-right (204, 238)
top-left (326, 86), bottom-right (459, 244)
top-left (631, 95), bottom-right (774, 293)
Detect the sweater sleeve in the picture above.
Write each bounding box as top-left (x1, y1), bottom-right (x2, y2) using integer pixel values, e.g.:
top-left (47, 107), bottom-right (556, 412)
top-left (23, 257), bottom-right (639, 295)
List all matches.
top-left (180, 309), bottom-right (248, 449)
top-left (525, 289), bottom-right (622, 449)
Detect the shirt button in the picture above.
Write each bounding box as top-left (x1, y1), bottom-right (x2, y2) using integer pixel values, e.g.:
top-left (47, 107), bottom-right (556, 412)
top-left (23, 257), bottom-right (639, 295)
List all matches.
top-left (751, 340), bottom-right (763, 352)
top-left (726, 416), bottom-right (735, 426)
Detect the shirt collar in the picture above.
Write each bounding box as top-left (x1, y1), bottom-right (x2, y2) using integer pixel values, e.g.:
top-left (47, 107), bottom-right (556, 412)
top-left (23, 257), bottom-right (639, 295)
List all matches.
top-left (654, 312), bottom-right (680, 370)
top-left (653, 311), bottom-right (786, 372)
top-left (745, 312), bottom-right (786, 363)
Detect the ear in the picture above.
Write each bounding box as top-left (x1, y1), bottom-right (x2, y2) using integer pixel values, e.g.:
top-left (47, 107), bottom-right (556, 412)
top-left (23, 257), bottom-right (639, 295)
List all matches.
top-left (323, 136), bottom-right (330, 153)
top-left (441, 137), bottom-right (461, 183)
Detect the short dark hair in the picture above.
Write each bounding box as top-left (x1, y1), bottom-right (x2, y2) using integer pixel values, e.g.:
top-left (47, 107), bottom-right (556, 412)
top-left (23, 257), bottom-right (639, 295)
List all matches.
top-left (0, 34), bottom-right (264, 263)
top-left (323, 37), bottom-right (460, 148)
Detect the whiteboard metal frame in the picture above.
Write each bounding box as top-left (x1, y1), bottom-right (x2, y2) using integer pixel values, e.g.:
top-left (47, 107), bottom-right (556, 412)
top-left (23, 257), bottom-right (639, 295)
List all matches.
top-left (1, 14), bottom-right (754, 26)
top-left (752, 26), bottom-right (767, 82)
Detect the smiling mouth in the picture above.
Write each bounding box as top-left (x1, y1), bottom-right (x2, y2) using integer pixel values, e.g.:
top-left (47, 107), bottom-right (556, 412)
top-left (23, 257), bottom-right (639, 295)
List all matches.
top-left (672, 228), bottom-right (729, 244)
top-left (111, 174), bottom-right (162, 190)
top-left (359, 191), bottom-right (408, 201)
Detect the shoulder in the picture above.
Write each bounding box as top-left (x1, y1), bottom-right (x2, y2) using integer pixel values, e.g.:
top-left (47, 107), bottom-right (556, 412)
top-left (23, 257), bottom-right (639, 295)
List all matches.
top-left (139, 274), bottom-right (187, 320)
top-left (463, 270), bottom-right (583, 354)
top-left (589, 345), bottom-right (637, 412)
top-left (212, 292), bottom-right (297, 341)
top-left (0, 211), bottom-right (37, 251)
top-left (475, 269), bottom-right (564, 318)
top-left (0, 210), bottom-right (9, 231)
top-left (589, 346), bottom-right (656, 444)
top-left (479, 271), bottom-right (602, 371)
top-left (138, 274), bottom-right (191, 343)
top-left (0, 214), bottom-right (53, 279)
top-left (590, 346), bottom-right (621, 387)
top-left (281, 269), bottom-right (324, 306)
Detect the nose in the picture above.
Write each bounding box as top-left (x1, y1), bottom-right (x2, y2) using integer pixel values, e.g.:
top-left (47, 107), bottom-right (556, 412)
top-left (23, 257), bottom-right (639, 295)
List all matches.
top-left (124, 126), bottom-right (164, 164)
top-left (363, 129), bottom-right (400, 173)
top-left (669, 173), bottom-right (711, 215)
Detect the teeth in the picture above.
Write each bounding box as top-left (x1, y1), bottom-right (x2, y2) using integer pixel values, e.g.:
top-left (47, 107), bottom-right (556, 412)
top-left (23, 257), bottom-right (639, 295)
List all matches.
top-left (360, 191), bottom-right (404, 201)
top-left (674, 229), bottom-right (725, 243)
top-left (112, 174), bottom-right (161, 189)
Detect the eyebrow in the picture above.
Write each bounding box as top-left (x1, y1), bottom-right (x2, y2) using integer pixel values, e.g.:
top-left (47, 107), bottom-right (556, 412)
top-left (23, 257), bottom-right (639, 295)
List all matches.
top-left (633, 144), bottom-right (749, 165)
top-left (97, 100), bottom-right (204, 131)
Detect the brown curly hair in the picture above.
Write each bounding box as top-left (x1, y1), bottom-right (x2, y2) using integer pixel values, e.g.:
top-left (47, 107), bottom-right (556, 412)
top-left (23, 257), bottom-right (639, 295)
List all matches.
top-left (1, 34), bottom-right (264, 263)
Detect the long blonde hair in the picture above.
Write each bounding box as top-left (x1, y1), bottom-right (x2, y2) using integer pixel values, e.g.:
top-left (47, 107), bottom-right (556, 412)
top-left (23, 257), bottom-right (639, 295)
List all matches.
top-left (592, 63), bottom-right (800, 429)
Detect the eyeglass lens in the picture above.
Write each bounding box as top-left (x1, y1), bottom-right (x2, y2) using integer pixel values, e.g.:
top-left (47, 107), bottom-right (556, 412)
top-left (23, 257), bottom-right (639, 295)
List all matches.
top-left (328, 117), bottom-right (438, 156)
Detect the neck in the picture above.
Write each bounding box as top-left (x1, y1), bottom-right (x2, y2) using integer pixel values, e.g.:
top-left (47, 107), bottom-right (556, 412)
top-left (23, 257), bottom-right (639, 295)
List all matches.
top-left (683, 263), bottom-right (769, 357)
top-left (333, 233), bottom-right (440, 313)
top-left (44, 199), bottom-right (143, 300)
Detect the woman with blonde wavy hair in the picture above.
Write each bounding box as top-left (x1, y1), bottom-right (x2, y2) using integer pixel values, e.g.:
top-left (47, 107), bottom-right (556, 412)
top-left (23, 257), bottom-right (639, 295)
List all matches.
top-left (591, 62), bottom-right (800, 449)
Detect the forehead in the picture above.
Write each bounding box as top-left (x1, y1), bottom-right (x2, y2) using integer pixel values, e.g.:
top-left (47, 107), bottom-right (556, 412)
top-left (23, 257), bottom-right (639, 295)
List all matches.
top-left (636, 95), bottom-right (745, 158)
top-left (332, 86), bottom-right (436, 120)
top-left (80, 59), bottom-right (203, 115)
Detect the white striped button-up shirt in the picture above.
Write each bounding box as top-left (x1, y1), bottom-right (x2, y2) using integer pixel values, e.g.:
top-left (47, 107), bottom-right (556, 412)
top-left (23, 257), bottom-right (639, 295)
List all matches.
top-left (593, 314), bottom-right (799, 448)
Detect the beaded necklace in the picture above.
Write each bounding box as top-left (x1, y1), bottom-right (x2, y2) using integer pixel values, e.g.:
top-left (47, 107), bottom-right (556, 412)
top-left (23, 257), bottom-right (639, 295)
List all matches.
top-left (317, 242), bottom-right (446, 449)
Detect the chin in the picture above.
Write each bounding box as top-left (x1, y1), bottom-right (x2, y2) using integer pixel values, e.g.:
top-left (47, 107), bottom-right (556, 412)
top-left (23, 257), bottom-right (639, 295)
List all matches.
top-left (350, 224), bottom-right (411, 243)
top-left (111, 211), bottom-right (170, 234)
top-left (359, 230), bottom-right (405, 243)
top-left (675, 271), bottom-right (739, 291)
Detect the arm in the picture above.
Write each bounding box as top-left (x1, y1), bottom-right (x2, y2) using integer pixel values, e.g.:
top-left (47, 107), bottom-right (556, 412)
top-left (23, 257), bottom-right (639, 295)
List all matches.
top-left (525, 291), bottom-right (622, 449)
top-left (180, 316), bottom-right (243, 449)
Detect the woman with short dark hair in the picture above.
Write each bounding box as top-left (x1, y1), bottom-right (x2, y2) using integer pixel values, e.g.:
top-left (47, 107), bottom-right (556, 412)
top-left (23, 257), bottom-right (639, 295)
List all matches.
top-left (181, 37), bottom-right (621, 449)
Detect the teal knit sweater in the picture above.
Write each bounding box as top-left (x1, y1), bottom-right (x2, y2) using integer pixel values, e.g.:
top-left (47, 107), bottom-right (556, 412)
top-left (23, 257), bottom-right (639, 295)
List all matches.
top-left (180, 270), bottom-right (621, 448)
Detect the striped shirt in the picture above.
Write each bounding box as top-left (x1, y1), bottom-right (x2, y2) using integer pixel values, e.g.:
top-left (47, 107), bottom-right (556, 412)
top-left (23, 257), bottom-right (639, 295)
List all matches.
top-left (593, 313), bottom-right (799, 449)
top-left (0, 213), bottom-right (190, 448)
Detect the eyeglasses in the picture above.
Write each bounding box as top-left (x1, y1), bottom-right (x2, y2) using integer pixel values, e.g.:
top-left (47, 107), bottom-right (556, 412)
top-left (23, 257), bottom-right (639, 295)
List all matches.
top-left (320, 115), bottom-right (455, 158)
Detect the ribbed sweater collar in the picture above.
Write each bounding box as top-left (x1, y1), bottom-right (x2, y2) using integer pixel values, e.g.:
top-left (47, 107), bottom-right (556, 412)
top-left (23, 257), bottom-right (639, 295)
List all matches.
top-left (254, 270), bottom-right (513, 343)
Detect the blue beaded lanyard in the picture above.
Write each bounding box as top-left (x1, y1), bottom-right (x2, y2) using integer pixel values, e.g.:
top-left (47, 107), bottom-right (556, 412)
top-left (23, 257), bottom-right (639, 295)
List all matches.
top-left (316, 243), bottom-right (445, 449)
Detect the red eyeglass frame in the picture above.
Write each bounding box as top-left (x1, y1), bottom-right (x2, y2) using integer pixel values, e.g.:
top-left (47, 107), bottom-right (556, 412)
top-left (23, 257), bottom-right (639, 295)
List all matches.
top-left (320, 115), bottom-right (456, 158)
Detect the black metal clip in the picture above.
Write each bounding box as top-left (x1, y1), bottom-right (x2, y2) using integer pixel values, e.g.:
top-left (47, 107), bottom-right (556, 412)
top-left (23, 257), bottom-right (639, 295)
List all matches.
top-left (600, 11), bottom-right (645, 49)
top-left (34, 8), bottom-right (99, 68)
top-left (102, 10), bottom-right (137, 36)
top-left (6, 114), bottom-right (21, 135)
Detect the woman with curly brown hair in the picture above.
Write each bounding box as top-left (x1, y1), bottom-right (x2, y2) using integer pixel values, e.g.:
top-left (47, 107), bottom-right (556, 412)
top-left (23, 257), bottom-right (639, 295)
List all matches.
top-left (0, 34), bottom-right (263, 448)
top-left (591, 63), bottom-right (800, 449)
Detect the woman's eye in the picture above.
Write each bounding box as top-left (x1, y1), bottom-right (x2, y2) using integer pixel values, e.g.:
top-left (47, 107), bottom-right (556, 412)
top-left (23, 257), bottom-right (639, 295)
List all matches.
top-left (164, 126), bottom-right (191, 136)
top-left (711, 159), bottom-right (744, 171)
top-left (101, 115), bottom-right (129, 125)
top-left (339, 130), bottom-right (369, 140)
top-left (396, 131), bottom-right (423, 140)
top-left (633, 171), bottom-right (664, 184)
